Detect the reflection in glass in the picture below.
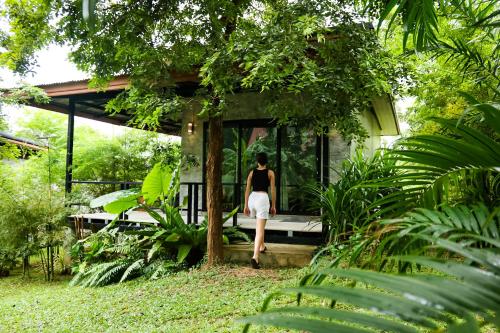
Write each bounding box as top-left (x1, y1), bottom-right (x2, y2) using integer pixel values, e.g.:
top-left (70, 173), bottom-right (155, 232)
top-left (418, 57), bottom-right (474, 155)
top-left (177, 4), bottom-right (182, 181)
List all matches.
top-left (280, 127), bottom-right (317, 214)
top-left (221, 127), bottom-right (238, 211)
top-left (213, 123), bottom-right (319, 215)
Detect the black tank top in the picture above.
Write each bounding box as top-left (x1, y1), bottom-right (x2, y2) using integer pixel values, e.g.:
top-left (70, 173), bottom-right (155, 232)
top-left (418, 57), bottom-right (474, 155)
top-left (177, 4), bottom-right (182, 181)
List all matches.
top-left (252, 168), bottom-right (270, 192)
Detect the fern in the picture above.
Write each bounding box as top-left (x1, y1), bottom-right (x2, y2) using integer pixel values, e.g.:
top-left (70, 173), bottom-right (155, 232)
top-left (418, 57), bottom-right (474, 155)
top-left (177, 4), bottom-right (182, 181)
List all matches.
top-left (93, 261), bottom-right (130, 287)
top-left (241, 239), bottom-right (500, 333)
top-left (119, 259), bottom-right (145, 283)
top-left (224, 226), bottom-right (252, 244)
top-left (144, 259), bottom-right (177, 280)
top-left (72, 260), bottom-right (129, 287)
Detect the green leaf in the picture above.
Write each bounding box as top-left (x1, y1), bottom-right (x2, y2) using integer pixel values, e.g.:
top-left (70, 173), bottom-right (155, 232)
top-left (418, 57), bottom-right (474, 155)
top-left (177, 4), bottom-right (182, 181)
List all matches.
top-left (176, 244), bottom-right (192, 263)
top-left (240, 312), bottom-right (374, 333)
top-left (244, 306), bottom-right (419, 333)
top-left (147, 242), bottom-right (162, 261)
top-left (90, 188), bottom-right (141, 214)
top-left (142, 163), bottom-right (174, 205)
top-left (164, 233), bottom-right (181, 243)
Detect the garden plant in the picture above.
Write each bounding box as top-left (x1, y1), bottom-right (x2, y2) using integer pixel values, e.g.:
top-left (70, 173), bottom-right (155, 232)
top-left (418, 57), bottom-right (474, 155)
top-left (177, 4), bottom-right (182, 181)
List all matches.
top-left (71, 162), bottom-right (249, 287)
top-left (0, 0), bottom-right (498, 332)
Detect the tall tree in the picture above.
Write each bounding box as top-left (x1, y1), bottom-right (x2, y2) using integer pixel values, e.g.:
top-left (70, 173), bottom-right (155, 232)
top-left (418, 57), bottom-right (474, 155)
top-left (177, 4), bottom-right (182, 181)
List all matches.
top-left (363, 0), bottom-right (499, 91)
top-left (0, 0), bottom-right (403, 265)
top-left (356, 0), bottom-right (499, 138)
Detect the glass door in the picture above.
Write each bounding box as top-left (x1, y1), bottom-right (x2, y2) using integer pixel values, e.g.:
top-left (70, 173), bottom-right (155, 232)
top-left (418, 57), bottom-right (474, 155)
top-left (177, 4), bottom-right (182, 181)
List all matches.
top-left (221, 127), bottom-right (239, 211)
top-left (279, 127), bottom-right (318, 214)
top-left (240, 126), bottom-right (277, 209)
top-left (205, 121), bottom-right (322, 215)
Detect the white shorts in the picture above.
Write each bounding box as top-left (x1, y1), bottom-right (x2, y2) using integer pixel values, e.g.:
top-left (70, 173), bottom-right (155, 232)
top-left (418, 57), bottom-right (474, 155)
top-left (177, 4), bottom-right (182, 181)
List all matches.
top-left (248, 192), bottom-right (270, 219)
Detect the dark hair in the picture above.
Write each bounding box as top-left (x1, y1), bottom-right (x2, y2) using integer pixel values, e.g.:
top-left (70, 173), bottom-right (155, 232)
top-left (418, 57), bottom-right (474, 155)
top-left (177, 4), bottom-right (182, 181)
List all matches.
top-left (256, 152), bottom-right (268, 166)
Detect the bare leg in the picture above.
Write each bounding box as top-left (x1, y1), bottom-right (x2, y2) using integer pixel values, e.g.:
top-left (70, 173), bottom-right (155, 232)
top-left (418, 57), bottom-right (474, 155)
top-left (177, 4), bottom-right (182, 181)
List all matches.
top-left (252, 218), bottom-right (267, 263)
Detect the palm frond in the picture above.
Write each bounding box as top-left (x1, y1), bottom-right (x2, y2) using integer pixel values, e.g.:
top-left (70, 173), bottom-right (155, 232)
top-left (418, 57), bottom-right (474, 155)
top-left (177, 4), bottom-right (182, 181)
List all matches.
top-left (434, 38), bottom-right (499, 88)
top-left (377, 0), bottom-right (440, 50)
top-left (334, 203), bottom-right (500, 271)
top-left (241, 242), bottom-right (500, 333)
top-left (383, 204), bottom-right (500, 244)
top-left (367, 106), bottom-right (500, 218)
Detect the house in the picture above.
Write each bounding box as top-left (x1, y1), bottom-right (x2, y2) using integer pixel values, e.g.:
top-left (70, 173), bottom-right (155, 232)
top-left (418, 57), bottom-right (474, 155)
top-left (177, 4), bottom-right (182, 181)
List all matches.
top-left (180, 92), bottom-right (398, 218)
top-left (0, 130), bottom-right (47, 163)
top-left (30, 74), bottom-right (398, 243)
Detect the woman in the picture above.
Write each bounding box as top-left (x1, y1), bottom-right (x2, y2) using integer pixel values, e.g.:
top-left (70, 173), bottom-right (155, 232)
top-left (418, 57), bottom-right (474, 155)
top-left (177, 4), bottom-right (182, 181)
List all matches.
top-left (244, 152), bottom-right (276, 269)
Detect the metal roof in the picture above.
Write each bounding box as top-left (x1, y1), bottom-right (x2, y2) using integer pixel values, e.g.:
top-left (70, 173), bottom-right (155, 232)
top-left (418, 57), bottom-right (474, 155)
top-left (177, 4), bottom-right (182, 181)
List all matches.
top-left (0, 131), bottom-right (47, 150)
top-left (31, 73), bottom-right (200, 135)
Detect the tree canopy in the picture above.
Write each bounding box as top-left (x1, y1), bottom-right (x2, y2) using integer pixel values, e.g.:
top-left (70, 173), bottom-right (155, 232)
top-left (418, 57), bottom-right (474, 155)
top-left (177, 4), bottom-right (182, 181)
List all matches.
top-left (383, 1), bottom-right (500, 134)
top-left (1, 0), bottom-right (404, 138)
top-left (0, 0), bottom-right (406, 264)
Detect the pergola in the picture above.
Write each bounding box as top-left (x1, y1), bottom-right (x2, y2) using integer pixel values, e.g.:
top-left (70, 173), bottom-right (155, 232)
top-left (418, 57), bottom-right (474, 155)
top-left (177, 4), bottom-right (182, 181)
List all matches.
top-left (31, 73), bottom-right (199, 193)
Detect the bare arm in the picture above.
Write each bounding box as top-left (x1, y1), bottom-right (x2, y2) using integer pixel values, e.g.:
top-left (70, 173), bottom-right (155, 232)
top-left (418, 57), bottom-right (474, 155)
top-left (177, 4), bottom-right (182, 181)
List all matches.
top-left (269, 170), bottom-right (276, 215)
top-left (244, 170), bottom-right (253, 215)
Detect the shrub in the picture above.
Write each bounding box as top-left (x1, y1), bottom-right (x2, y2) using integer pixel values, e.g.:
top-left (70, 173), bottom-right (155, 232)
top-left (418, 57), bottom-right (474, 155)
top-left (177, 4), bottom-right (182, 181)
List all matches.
top-left (0, 249), bottom-right (18, 277)
top-left (70, 163), bottom-right (249, 287)
top-left (308, 149), bottom-right (398, 244)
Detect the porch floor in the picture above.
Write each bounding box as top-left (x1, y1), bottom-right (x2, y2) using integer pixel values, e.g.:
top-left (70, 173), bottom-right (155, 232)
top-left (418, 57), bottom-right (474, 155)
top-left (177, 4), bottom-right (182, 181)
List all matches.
top-left (69, 211), bottom-right (322, 233)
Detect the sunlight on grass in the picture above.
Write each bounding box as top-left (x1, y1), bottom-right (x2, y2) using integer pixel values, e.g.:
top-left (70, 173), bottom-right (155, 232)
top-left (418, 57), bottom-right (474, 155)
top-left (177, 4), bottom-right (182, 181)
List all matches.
top-left (0, 265), bottom-right (306, 332)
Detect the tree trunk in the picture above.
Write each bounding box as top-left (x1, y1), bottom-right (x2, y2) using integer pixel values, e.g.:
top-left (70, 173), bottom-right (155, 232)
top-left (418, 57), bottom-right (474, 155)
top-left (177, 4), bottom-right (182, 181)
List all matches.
top-left (206, 112), bottom-right (224, 265)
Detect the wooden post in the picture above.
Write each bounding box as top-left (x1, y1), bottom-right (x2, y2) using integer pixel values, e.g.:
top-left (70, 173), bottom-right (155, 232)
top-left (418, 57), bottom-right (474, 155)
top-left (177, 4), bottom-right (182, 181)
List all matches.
top-left (206, 113), bottom-right (224, 265)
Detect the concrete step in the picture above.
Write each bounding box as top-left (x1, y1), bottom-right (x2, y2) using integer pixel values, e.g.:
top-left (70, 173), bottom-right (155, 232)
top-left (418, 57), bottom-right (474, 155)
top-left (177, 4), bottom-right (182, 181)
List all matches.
top-left (224, 242), bottom-right (317, 268)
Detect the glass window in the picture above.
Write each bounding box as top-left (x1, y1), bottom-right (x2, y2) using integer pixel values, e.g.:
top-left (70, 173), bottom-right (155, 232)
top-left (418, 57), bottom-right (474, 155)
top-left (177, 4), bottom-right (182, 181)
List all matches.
top-left (205, 122), bottom-right (320, 215)
top-left (280, 127), bottom-right (318, 214)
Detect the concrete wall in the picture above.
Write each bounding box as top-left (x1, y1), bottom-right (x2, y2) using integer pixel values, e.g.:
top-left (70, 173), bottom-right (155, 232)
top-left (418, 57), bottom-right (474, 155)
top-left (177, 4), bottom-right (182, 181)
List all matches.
top-left (181, 94), bottom-right (385, 188)
top-left (180, 93), bottom-right (271, 184)
top-left (326, 110), bottom-right (381, 184)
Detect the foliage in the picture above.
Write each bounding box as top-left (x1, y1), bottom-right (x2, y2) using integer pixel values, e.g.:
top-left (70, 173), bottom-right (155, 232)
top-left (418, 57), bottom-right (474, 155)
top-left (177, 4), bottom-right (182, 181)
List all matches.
top-left (73, 131), bottom-right (180, 199)
top-left (0, 84), bottom-right (49, 160)
top-left (1, 109), bottom-right (180, 281)
top-left (238, 3), bottom-right (500, 322)
top-left (10, 109), bottom-right (181, 201)
top-left (0, 84), bottom-right (49, 105)
top-left (362, 0), bottom-right (499, 135)
top-left (314, 102), bottom-right (499, 269)
top-left (228, 2), bottom-right (407, 139)
top-left (70, 224), bottom-right (177, 287)
top-left (0, 249), bottom-right (17, 277)
top-left (72, 163), bottom-right (249, 287)
top-left (331, 203), bottom-right (500, 272)
top-left (0, 109), bottom-right (7, 131)
top-left (74, 131), bottom-right (181, 185)
top-left (0, 164), bottom-right (68, 280)
top-left (0, 141), bottom-right (21, 160)
top-left (402, 57), bottom-right (492, 135)
top-left (364, 0), bottom-right (500, 66)
top-left (371, 204), bottom-right (500, 266)
top-left (0, 0), bottom-right (408, 264)
top-left (241, 238), bottom-right (500, 333)
top-left (15, 109), bottom-right (68, 149)
top-left (367, 101), bottom-right (499, 220)
top-left (309, 149), bottom-right (398, 244)
top-left (242, 101), bottom-right (500, 332)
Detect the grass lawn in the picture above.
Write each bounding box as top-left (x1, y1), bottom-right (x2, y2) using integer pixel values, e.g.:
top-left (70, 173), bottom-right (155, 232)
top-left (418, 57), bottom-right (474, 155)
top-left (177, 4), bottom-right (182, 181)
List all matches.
top-left (2, 261), bottom-right (496, 333)
top-left (0, 264), bottom-right (307, 333)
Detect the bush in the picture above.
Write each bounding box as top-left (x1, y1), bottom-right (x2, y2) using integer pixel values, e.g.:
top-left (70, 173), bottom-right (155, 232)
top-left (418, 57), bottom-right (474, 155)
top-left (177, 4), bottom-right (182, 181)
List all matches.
top-left (0, 249), bottom-right (18, 277)
top-left (309, 149), bottom-right (398, 244)
top-left (0, 164), bottom-right (68, 280)
top-left (71, 163), bottom-right (249, 287)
